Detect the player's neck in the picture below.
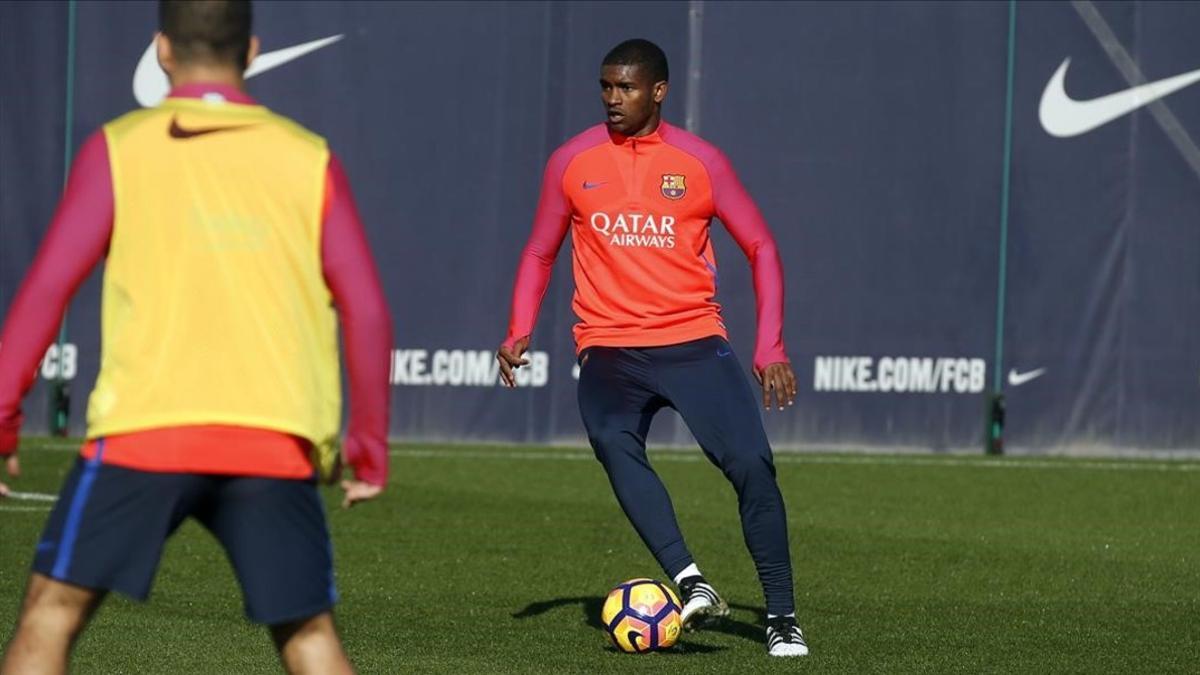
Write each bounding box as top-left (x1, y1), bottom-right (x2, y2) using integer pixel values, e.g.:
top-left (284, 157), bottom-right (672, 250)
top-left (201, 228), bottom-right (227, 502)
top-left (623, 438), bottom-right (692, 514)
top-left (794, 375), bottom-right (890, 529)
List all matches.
top-left (626, 112), bottom-right (662, 138)
top-left (169, 67), bottom-right (246, 92)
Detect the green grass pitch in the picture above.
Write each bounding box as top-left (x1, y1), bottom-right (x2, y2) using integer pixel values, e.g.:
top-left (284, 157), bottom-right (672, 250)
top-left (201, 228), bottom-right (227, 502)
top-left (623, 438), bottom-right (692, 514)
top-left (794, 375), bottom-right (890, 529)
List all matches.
top-left (1, 439), bottom-right (1197, 673)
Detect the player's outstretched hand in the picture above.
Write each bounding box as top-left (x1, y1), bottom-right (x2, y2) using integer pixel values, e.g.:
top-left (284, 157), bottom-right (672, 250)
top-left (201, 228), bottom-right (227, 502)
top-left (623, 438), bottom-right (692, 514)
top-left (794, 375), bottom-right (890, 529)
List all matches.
top-left (340, 480), bottom-right (382, 509)
top-left (497, 337), bottom-right (531, 388)
top-left (0, 454), bottom-right (20, 498)
top-left (755, 362), bottom-right (797, 411)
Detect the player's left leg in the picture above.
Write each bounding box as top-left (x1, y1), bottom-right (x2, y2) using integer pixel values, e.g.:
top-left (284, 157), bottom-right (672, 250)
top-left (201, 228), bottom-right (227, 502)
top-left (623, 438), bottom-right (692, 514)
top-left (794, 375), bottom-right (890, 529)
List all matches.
top-left (2, 574), bottom-right (106, 674)
top-left (655, 336), bottom-right (808, 656)
top-left (270, 612), bottom-right (352, 675)
top-left (196, 474), bottom-right (350, 674)
top-left (7, 448), bottom-right (211, 672)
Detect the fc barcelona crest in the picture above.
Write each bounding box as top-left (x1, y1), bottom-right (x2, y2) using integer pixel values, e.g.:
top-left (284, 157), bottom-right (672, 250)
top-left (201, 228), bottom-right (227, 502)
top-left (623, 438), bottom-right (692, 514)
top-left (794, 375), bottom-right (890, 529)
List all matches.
top-left (661, 174), bottom-right (687, 200)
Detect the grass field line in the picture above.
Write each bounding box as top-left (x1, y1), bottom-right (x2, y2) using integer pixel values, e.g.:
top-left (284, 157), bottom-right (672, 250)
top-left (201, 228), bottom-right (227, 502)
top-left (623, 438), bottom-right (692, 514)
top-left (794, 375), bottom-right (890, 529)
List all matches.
top-left (388, 447), bottom-right (1200, 473)
top-left (30, 442), bottom-right (1200, 473)
top-left (0, 506), bottom-right (52, 513)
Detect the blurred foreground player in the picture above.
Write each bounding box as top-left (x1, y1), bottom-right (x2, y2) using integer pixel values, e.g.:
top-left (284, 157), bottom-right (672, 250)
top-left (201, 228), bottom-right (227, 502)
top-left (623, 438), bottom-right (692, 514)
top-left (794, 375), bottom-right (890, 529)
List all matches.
top-left (0, 2), bottom-right (391, 672)
top-left (496, 39), bottom-right (807, 656)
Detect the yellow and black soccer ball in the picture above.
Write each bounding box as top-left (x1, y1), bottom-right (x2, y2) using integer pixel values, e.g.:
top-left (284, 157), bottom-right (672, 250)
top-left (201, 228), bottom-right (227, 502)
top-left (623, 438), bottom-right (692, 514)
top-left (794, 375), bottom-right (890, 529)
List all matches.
top-left (600, 578), bottom-right (682, 653)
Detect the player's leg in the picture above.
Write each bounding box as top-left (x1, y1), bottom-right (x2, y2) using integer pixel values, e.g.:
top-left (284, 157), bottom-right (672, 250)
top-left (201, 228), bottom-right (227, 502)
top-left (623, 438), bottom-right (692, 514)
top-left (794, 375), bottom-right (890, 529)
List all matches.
top-left (197, 475), bottom-right (350, 674)
top-left (269, 613), bottom-right (352, 675)
top-left (6, 447), bottom-right (206, 671)
top-left (578, 347), bottom-right (696, 579)
top-left (656, 337), bottom-right (808, 655)
top-left (2, 574), bottom-right (105, 674)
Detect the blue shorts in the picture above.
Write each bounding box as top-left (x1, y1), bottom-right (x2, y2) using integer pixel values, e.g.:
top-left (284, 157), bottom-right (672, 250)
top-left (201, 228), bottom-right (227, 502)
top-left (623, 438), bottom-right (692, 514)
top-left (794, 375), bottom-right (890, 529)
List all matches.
top-left (32, 446), bottom-right (337, 625)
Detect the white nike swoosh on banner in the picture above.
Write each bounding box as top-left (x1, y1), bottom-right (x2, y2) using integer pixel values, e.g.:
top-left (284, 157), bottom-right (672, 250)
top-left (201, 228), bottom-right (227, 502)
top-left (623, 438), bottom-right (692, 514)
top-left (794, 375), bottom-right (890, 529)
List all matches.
top-left (132, 34), bottom-right (344, 107)
top-left (1039, 58), bottom-right (1200, 138)
top-left (1007, 368), bottom-right (1046, 387)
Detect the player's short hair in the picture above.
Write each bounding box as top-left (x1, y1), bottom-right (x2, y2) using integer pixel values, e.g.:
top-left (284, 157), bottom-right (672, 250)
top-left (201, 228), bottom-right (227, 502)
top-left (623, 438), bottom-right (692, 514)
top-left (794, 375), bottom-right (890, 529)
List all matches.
top-left (159, 0), bottom-right (253, 70)
top-left (602, 39), bottom-right (669, 84)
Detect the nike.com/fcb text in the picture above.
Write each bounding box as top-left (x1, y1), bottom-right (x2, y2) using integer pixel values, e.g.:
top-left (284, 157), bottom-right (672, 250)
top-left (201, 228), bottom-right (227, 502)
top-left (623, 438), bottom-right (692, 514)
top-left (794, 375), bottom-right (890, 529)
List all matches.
top-left (391, 348), bottom-right (549, 387)
top-left (0, 341), bottom-right (79, 381)
top-left (813, 356), bottom-right (986, 394)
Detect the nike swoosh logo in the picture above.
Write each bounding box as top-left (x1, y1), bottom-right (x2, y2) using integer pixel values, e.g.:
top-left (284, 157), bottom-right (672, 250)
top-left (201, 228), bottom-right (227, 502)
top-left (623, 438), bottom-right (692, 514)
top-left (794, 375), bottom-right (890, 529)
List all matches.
top-left (582, 181), bottom-right (606, 190)
top-left (133, 34), bottom-right (344, 107)
top-left (716, 348), bottom-right (732, 358)
top-left (168, 115), bottom-right (256, 139)
top-left (1007, 367), bottom-right (1046, 387)
top-left (1039, 58), bottom-right (1200, 138)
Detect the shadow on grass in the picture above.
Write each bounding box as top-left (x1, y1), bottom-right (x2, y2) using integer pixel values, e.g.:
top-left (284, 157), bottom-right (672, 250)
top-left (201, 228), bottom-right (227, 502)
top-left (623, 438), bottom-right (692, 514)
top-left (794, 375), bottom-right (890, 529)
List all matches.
top-left (511, 596), bottom-right (607, 629)
top-left (512, 596), bottom-right (768, 654)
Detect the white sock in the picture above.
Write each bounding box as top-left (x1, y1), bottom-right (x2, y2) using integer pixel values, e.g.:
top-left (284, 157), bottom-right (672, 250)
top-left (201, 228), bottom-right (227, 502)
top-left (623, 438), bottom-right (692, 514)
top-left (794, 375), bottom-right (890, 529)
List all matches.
top-left (767, 612), bottom-right (796, 620)
top-left (673, 563), bottom-right (702, 585)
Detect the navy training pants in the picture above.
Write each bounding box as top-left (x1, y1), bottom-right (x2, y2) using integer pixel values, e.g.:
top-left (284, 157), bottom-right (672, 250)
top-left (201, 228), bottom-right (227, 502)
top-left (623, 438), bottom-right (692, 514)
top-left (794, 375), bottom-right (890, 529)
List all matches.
top-left (577, 336), bottom-right (795, 616)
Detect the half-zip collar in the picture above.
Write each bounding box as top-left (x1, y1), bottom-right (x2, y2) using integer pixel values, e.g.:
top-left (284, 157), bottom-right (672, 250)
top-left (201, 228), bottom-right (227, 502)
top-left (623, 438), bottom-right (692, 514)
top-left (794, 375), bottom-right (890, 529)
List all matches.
top-left (607, 122), bottom-right (668, 148)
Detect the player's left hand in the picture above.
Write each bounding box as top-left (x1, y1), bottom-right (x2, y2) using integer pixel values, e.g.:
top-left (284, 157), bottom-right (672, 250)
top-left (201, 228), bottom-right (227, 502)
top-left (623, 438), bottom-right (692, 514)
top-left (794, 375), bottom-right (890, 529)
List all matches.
top-left (0, 454), bottom-right (19, 498)
top-left (340, 480), bottom-right (383, 509)
top-left (497, 337), bottom-right (531, 388)
top-left (755, 362), bottom-right (797, 411)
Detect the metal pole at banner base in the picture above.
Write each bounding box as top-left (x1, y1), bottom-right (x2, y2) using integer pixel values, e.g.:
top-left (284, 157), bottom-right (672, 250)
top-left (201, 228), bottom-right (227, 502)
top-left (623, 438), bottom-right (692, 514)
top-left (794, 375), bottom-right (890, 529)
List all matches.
top-left (50, 0), bottom-right (78, 437)
top-left (987, 0), bottom-right (1017, 455)
top-left (986, 393), bottom-right (1005, 455)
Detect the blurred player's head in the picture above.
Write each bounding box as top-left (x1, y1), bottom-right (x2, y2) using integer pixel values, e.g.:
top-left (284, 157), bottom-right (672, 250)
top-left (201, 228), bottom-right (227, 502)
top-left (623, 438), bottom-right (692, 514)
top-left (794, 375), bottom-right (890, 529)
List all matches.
top-left (157, 0), bottom-right (258, 85)
top-left (600, 39), bottom-right (669, 137)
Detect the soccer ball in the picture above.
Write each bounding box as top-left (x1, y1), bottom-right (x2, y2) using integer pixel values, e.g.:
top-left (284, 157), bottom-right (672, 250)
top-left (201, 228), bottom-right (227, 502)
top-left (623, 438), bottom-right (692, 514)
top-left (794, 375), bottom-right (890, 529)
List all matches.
top-left (600, 578), bottom-right (682, 653)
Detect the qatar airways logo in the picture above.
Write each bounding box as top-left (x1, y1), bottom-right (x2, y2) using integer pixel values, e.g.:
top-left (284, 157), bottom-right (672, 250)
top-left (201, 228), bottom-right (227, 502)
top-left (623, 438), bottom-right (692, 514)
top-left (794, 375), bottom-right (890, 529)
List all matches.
top-left (589, 212), bottom-right (676, 249)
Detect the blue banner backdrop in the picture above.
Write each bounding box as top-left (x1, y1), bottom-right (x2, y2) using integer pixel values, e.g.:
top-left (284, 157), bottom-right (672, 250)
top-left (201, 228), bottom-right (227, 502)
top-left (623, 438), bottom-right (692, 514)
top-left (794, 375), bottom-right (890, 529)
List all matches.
top-left (1, 1), bottom-right (1196, 454)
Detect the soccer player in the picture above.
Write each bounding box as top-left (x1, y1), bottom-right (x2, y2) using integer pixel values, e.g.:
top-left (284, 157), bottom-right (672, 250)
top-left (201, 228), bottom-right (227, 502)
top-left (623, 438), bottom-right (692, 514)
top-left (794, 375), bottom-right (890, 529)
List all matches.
top-left (0, 2), bottom-right (391, 672)
top-left (496, 39), bottom-right (808, 657)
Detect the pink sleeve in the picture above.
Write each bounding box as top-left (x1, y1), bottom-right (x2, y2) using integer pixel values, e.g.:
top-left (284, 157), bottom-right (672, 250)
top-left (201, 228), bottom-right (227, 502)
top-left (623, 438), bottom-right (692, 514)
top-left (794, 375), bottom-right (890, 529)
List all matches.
top-left (0, 131), bottom-right (113, 455)
top-left (502, 149), bottom-right (574, 349)
top-left (322, 154), bottom-right (393, 487)
top-left (708, 151), bottom-right (789, 371)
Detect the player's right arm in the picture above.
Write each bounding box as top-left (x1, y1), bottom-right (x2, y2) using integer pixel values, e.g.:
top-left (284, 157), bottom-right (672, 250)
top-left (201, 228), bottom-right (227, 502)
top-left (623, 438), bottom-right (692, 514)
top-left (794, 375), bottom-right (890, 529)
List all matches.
top-left (497, 150), bottom-right (573, 387)
top-left (0, 131), bottom-right (114, 494)
top-left (321, 154), bottom-right (393, 506)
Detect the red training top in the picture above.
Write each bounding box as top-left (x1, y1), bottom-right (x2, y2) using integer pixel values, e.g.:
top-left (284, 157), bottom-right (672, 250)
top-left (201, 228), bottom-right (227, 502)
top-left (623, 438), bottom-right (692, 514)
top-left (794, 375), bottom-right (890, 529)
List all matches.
top-left (504, 121), bottom-right (788, 371)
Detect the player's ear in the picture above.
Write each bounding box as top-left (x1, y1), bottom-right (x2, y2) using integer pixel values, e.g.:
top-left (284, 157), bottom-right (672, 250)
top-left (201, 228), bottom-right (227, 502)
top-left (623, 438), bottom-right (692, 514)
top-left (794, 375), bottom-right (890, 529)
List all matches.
top-left (245, 36), bottom-right (261, 72)
top-left (155, 32), bottom-right (175, 76)
top-left (653, 81), bottom-right (669, 104)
